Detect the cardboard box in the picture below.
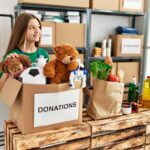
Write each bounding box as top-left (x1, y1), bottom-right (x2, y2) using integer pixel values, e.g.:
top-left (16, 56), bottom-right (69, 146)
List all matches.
top-left (56, 23), bottom-right (85, 47)
top-left (50, 54), bottom-right (84, 64)
top-left (40, 22), bottom-right (55, 47)
top-left (0, 77), bottom-right (83, 134)
top-left (18, 0), bottom-right (90, 8)
top-left (120, 0), bottom-right (144, 13)
top-left (91, 0), bottom-right (119, 11)
top-left (117, 62), bottom-right (140, 83)
top-left (110, 34), bottom-right (143, 57)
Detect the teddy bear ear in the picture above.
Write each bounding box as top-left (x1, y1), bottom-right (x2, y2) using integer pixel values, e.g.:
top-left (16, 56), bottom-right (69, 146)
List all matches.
top-left (54, 46), bottom-right (60, 53)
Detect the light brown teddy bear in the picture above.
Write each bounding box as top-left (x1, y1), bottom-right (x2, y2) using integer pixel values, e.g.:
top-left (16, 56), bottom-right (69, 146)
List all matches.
top-left (0, 54), bottom-right (31, 79)
top-left (43, 44), bottom-right (79, 84)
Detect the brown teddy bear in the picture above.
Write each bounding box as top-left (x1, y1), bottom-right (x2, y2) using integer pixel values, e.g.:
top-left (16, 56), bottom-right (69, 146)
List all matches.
top-left (44, 44), bottom-right (79, 84)
top-left (0, 54), bottom-right (31, 79)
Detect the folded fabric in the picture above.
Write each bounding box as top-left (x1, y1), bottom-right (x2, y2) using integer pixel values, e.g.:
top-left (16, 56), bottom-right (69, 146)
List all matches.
top-left (116, 26), bottom-right (138, 34)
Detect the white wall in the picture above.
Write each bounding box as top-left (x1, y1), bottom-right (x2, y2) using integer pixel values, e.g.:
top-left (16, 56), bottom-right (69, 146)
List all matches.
top-left (0, 0), bottom-right (17, 132)
top-left (0, 0), bottom-right (17, 61)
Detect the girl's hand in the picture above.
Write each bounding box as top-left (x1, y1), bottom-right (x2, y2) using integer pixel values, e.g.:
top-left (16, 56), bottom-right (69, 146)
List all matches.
top-left (6, 53), bottom-right (18, 59)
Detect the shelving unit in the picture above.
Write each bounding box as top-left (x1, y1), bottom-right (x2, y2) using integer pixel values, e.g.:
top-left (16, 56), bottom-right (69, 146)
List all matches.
top-left (14, 3), bottom-right (147, 95)
top-left (86, 10), bottom-right (146, 94)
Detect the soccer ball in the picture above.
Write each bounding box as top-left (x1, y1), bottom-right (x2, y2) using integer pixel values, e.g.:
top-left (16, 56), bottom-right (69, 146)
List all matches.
top-left (18, 67), bottom-right (46, 84)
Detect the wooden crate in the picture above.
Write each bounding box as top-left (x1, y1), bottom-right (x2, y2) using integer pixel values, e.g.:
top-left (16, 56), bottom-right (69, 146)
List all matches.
top-left (4, 120), bottom-right (90, 150)
top-left (87, 109), bottom-right (150, 149)
top-left (5, 108), bottom-right (150, 150)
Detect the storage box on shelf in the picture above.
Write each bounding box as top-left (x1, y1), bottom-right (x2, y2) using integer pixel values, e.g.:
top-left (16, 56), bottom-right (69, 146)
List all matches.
top-left (91, 0), bottom-right (119, 11)
top-left (41, 22), bottom-right (85, 48)
top-left (55, 23), bottom-right (85, 47)
top-left (110, 34), bottom-right (144, 57)
top-left (5, 108), bottom-right (150, 150)
top-left (18, 0), bottom-right (90, 8)
top-left (120, 0), bottom-right (145, 13)
top-left (117, 62), bottom-right (140, 83)
top-left (40, 22), bottom-right (55, 47)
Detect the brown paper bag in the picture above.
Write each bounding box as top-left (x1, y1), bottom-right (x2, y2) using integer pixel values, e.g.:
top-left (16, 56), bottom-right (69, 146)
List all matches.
top-left (87, 78), bottom-right (124, 119)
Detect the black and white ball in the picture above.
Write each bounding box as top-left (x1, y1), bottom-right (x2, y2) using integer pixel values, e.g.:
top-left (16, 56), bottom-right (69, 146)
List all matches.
top-left (18, 67), bottom-right (46, 84)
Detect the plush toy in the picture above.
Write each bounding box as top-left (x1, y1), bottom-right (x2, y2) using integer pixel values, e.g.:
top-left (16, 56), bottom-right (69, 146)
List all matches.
top-left (43, 44), bottom-right (79, 84)
top-left (69, 60), bottom-right (87, 88)
top-left (0, 54), bottom-right (31, 79)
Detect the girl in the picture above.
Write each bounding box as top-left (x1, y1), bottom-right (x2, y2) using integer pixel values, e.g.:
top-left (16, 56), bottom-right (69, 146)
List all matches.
top-left (0, 13), bottom-right (49, 78)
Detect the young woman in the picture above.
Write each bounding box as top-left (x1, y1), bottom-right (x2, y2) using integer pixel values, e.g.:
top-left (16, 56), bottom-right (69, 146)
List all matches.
top-left (0, 13), bottom-right (50, 78)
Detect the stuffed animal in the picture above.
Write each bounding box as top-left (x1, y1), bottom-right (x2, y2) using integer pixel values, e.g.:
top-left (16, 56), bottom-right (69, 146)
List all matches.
top-left (43, 44), bottom-right (79, 84)
top-left (0, 54), bottom-right (31, 79)
top-left (69, 60), bottom-right (87, 88)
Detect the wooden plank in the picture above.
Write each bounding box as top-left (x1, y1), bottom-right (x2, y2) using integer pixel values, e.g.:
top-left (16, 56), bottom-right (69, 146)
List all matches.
top-left (94, 136), bottom-right (145, 150)
top-left (88, 112), bottom-right (148, 135)
top-left (9, 128), bottom-right (20, 150)
top-left (13, 122), bottom-right (90, 150)
top-left (146, 134), bottom-right (150, 144)
top-left (146, 123), bottom-right (150, 134)
top-left (145, 144), bottom-right (150, 150)
top-left (5, 121), bottom-right (16, 150)
top-left (91, 126), bottom-right (146, 148)
top-left (45, 138), bottom-right (90, 150)
top-left (4, 121), bottom-right (7, 150)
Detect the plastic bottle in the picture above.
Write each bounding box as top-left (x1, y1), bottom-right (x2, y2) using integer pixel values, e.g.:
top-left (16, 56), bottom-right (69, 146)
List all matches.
top-left (128, 76), bottom-right (139, 103)
top-left (142, 76), bottom-right (150, 100)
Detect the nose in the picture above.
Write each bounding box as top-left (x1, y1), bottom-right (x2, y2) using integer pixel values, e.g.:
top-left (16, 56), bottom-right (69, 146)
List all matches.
top-left (70, 57), bottom-right (73, 61)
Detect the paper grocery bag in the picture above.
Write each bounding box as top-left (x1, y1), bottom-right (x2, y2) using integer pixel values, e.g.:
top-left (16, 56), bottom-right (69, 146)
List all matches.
top-left (87, 78), bottom-right (124, 119)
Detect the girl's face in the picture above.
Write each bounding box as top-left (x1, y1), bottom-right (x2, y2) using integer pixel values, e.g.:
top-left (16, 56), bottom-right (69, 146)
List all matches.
top-left (26, 18), bottom-right (41, 43)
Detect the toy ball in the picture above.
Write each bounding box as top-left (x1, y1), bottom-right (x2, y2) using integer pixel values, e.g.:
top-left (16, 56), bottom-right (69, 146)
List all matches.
top-left (18, 67), bottom-right (46, 84)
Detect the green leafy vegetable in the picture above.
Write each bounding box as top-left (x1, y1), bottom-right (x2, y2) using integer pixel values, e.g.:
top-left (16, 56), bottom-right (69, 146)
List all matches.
top-left (90, 61), bottom-right (112, 80)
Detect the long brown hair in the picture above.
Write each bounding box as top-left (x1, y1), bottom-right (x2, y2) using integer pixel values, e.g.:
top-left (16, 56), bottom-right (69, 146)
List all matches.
top-left (6, 13), bottom-right (41, 55)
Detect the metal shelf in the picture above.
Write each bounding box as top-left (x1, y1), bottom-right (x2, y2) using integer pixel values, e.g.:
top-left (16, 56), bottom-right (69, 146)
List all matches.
top-left (15, 3), bottom-right (87, 13)
top-left (43, 47), bottom-right (86, 54)
top-left (92, 9), bottom-right (145, 16)
top-left (89, 56), bottom-right (142, 62)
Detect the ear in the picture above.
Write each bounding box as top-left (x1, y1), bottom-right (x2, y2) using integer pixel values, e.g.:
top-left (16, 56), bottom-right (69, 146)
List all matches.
top-left (54, 46), bottom-right (60, 53)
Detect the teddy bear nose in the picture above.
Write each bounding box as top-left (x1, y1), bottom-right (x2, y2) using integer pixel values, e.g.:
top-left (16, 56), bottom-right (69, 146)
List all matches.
top-left (70, 57), bottom-right (73, 61)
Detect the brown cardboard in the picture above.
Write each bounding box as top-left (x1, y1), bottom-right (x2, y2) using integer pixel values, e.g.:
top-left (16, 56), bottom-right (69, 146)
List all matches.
top-left (49, 54), bottom-right (84, 63)
top-left (56, 23), bottom-right (85, 47)
top-left (120, 0), bottom-right (144, 13)
top-left (117, 62), bottom-right (140, 83)
top-left (40, 22), bottom-right (55, 47)
top-left (0, 74), bottom-right (8, 92)
top-left (0, 77), bottom-right (22, 107)
top-left (91, 0), bottom-right (119, 11)
top-left (18, 0), bottom-right (90, 8)
top-left (110, 34), bottom-right (143, 57)
top-left (1, 78), bottom-right (83, 134)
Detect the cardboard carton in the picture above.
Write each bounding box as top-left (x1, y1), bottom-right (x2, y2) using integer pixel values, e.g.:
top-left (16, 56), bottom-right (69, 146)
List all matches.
top-left (18, 0), bottom-right (90, 8)
top-left (0, 77), bottom-right (83, 134)
top-left (120, 0), bottom-right (144, 13)
top-left (110, 34), bottom-right (143, 57)
top-left (91, 0), bottom-right (119, 11)
top-left (117, 62), bottom-right (140, 83)
top-left (40, 22), bottom-right (55, 47)
top-left (56, 23), bottom-right (85, 47)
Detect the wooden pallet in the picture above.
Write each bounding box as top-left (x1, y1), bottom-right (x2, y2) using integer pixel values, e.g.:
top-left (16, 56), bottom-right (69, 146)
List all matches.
top-left (87, 109), bottom-right (150, 149)
top-left (4, 108), bottom-right (150, 150)
top-left (4, 120), bottom-right (90, 150)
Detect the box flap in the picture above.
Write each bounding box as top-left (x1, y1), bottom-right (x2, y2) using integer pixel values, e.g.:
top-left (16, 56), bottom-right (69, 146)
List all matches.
top-left (0, 77), bottom-right (22, 107)
top-left (0, 74), bottom-right (8, 91)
